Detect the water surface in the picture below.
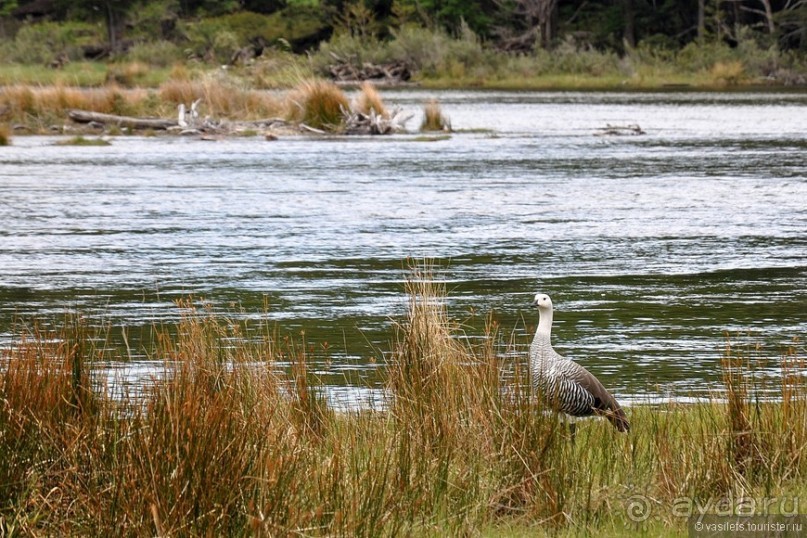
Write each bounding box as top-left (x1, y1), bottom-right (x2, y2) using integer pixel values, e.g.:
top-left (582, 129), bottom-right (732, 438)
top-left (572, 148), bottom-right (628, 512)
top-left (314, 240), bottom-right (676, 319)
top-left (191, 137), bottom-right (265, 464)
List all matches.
top-left (1, 90), bottom-right (805, 406)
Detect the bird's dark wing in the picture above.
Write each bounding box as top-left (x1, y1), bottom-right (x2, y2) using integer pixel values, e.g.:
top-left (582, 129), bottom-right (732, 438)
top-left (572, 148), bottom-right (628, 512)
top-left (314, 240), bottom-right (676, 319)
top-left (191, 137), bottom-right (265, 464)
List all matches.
top-left (560, 359), bottom-right (630, 432)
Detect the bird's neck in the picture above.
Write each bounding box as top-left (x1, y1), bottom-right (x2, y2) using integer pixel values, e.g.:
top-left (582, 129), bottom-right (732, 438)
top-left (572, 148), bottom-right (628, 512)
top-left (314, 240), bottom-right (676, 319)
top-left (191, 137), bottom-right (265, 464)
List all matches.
top-left (532, 308), bottom-right (553, 346)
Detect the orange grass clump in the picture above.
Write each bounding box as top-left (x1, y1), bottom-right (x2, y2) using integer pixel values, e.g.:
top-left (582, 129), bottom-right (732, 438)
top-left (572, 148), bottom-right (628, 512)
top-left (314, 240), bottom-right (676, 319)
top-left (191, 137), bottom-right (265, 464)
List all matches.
top-left (158, 78), bottom-right (284, 119)
top-left (420, 98), bottom-right (450, 131)
top-left (353, 81), bottom-right (387, 117)
top-left (287, 79), bottom-right (350, 132)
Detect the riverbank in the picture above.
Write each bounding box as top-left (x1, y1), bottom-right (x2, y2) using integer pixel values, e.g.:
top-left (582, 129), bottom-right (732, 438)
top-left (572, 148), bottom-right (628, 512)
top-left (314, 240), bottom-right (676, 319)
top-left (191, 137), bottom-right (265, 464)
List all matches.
top-left (2, 72), bottom-right (804, 141)
top-left (1, 270), bottom-right (804, 536)
top-left (0, 78), bottom-right (434, 137)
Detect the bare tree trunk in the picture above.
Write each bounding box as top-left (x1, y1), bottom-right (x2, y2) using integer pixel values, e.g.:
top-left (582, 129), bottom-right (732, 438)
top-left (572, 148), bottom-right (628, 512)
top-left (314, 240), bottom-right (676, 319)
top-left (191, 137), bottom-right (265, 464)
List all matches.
top-left (537, 0), bottom-right (558, 49)
top-left (698, 0), bottom-right (706, 40)
top-left (759, 0), bottom-right (775, 34)
top-left (623, 0), bottom-right (635, 47)
top-left (106, 2), bottom-right (117, 53)
top-left (496, 0), bottom-right (558, 49)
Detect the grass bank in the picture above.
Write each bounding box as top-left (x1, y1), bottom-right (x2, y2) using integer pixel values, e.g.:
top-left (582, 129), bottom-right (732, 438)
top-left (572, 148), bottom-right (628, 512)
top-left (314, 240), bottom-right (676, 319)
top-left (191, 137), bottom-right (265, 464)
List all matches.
top-left (0, 78), bottom-right (442, 135)
top-left (1, 271), bottom-right (805, 535)
top-left (2, 25), bottom-right (806, 94)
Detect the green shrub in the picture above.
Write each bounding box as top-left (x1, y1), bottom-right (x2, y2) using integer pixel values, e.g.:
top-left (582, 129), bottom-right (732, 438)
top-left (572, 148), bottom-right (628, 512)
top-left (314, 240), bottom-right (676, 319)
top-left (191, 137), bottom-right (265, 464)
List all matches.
top-left (676, 40), bottom-right (736, 72)
top-left (1, 21), bottom-right (104, 65)
top-left (543, 35), bottom-right (621, 75)
top-left (125, 40), bottom-right (185, 67)
top-left (127, 0), bottom-right (181, 41)
top-left (181, 7), bottom-right (327, 64)
top-left (312, 32), bottom-right (389, 73)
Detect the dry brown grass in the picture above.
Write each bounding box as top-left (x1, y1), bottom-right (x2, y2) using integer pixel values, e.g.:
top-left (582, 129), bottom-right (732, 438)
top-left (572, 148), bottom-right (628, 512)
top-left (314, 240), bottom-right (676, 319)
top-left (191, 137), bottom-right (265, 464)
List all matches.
top-left (710, 60), bottom-right (746, 86)
top-left (0, 78), bottom-right (285, 131)
top-left (106, 61), bottom-right (151, 87)
top-left (158, 77), bottom-right (284, 119)
top-left (287, 79), bottom-right (350, 132)
top-left (0, 85), bottom-right (153, 128)
top-left (0, 271), bottom-right (805, 535)
top-left (420, 99), bottom-right (450, 131)
top-left (353, 81), bottom-right (387, 117)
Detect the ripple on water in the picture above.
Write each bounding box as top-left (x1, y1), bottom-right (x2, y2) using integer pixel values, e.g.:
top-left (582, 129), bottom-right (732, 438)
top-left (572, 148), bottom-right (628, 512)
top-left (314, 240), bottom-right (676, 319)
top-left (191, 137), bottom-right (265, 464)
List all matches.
top-left (1, 91), bottom-right (806, 406)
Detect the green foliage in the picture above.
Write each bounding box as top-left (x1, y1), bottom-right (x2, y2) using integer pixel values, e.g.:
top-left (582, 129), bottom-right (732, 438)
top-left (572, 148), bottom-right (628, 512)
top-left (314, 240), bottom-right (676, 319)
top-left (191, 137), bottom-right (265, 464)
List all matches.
top-left (125, 40), bottom-right (184, 67)
top-left (0, 0), bottom-right (18, 17)
top-left (127, 0), bottom-right (181, 41)
top-left (180, 7), bottom-right (328, 61)
top-left (180, 18), bottom-right (238, 63)
top-left (0, 0), bottom-right (805, 88)
top-left (539, 35), bottom-right (622, 76)
top-left (393, 0), bottom-right (495, 36)
top-left (240, 0), bottom-right (286, 13)
top-left (312, 23), bottom-right (496, 80)
top-left (0, 20), bottom-right (104, 64)
top-left (177, 0), bottom-right (239, 16)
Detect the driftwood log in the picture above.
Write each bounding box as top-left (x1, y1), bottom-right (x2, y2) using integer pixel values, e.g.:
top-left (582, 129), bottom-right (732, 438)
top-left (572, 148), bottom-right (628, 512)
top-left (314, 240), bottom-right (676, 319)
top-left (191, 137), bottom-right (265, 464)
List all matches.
top-left (67, 105), bottom-right (411, 136)
top-left (343, 107), bottom-right (413, 135)
top-left (68, 110), bottom-right (177, 130)
top-left (68, 108), bottom-right (291, 134)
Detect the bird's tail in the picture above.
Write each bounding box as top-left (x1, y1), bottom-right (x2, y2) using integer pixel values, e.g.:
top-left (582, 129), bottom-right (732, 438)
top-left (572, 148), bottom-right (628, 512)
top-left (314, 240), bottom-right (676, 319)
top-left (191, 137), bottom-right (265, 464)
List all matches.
top-left (602, 406), bottom-right (630, 432)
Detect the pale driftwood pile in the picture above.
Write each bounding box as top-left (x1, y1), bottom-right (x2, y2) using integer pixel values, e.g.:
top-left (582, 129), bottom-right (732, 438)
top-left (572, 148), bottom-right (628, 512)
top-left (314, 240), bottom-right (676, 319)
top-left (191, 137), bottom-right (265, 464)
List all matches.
top-left (328, 56), bottom-right (411, 86)
top-left (68, 102), bottom-right (412, 137)
top-left (68, 108), bottom-right (291, 136)
top-left (343, 106), bottom-right (413, 135)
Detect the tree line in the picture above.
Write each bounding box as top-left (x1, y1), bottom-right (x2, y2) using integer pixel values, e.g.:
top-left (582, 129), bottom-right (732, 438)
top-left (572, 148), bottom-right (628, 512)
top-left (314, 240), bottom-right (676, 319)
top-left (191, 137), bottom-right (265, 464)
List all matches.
top-left (2, 0), bottom-right (806, 56)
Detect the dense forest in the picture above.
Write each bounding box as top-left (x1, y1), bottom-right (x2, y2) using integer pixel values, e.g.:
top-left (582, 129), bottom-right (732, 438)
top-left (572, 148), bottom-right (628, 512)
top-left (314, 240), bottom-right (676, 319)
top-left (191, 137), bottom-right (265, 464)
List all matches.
top-left (0, 0), bottom-right (805, 91)
top-left (1, 0), bottom-right (806, 59)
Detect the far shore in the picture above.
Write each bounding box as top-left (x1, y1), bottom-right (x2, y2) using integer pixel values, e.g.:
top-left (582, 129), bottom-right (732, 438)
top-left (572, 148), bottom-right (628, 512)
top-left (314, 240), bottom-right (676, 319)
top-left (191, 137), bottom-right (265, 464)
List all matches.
top-left (2, 69), bottom-right (805, 143)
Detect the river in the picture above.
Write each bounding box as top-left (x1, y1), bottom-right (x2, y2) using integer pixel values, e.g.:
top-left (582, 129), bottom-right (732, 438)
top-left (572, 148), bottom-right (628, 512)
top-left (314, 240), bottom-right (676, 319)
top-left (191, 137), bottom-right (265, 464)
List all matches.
top-left (1, 90), bottom-right (805, 407)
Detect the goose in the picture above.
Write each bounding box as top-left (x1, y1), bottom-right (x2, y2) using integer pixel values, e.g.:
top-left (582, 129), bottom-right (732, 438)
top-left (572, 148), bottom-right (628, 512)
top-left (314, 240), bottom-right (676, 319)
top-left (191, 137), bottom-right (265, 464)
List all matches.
top-left (530, 293), bottom-right (629, 433)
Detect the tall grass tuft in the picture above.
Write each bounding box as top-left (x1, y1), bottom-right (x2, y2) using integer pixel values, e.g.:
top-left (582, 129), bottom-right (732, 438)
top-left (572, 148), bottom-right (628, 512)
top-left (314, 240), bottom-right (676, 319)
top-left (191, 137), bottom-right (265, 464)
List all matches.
top-left (353, 81), bottom-right (387, 116)
top-left (0, 123), bottom-right (10, 145)
top-left (288, 79), bottom-right (350, 132)
top-left (0, 272), bottom-right (805, 534)
top-left (420, 99), bottom-right (450, 131)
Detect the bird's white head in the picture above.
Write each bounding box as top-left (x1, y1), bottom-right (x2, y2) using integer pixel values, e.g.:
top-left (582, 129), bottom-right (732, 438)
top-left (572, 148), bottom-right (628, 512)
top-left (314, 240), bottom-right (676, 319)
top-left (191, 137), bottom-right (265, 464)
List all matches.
top-left (532, 293), bottom-right (553, 310)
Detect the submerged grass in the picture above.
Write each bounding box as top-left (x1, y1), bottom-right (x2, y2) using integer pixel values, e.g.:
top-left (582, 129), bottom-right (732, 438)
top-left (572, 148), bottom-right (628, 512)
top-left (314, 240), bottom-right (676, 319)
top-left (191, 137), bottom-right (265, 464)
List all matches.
top-left (0, 272), bottom-right (805, 535)
top-left (55, 135), bottom-right (111, 146)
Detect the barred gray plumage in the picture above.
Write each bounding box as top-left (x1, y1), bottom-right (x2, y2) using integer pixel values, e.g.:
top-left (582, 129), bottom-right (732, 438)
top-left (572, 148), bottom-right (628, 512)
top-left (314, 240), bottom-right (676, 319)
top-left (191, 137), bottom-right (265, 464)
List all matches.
top-left (529, 293), bottom-right (630, 432)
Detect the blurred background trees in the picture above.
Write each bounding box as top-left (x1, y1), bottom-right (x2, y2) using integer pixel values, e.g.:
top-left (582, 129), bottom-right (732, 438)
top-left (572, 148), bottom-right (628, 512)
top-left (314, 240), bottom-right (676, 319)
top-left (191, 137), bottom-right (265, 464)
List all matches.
top-left (0, 0), bottom-right (805, 67)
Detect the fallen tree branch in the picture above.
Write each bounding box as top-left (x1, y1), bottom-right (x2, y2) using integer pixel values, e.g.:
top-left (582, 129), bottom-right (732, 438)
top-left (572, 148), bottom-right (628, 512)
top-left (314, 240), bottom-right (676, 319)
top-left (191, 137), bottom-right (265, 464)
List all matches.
top-left (68, 110), bottom-right (177, 130)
